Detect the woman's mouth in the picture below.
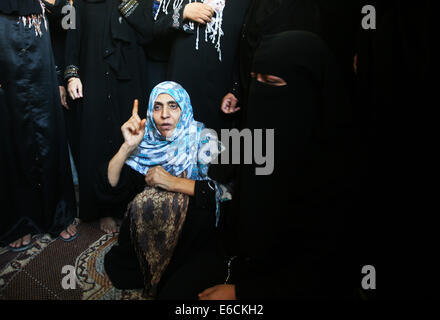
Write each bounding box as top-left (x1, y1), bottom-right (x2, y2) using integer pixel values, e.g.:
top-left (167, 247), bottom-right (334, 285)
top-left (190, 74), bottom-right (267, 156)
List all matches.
top-left (160, 123), bottom-right (172, 130)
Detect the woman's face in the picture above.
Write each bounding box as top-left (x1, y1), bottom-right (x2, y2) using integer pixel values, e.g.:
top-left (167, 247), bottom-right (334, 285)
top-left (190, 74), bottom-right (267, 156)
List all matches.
top-left (153, 94), bottom-right (182, 138)
top-left (250, 72), bottom-right (287, 86)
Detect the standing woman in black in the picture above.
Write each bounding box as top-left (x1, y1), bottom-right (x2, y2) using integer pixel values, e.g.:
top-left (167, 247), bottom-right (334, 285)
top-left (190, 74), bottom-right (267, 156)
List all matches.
top-left (154, 0), bottom-right (251, 132)
top-left (220, 0), bottom-right (322, 118)
top-left (0, 0), bottom-right (78, 251)
top-left (65, 0), bottom-right (153, 232)
top-left (200, 31), bottom-right (358, 300)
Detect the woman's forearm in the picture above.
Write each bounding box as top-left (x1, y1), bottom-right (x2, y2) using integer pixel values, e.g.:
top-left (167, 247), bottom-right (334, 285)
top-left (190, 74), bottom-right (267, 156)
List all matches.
top-left (108, 143), bottom-right (135, 187)
top-left (171, 177), bottom-right (196, 197)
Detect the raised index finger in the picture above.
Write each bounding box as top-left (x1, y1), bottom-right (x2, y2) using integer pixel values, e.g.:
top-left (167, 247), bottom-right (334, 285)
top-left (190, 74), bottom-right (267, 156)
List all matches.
top-left (132, 99), bottom-right (139, 117)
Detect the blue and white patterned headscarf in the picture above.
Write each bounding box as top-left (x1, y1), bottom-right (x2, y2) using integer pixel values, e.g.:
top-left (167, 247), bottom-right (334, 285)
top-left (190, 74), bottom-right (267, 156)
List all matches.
top-left (126, 81), bottom-right (230, 225)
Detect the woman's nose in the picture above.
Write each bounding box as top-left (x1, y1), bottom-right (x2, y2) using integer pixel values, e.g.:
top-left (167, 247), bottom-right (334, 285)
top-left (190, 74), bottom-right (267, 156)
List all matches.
top-left (161, 107), bottom-right (170, 118)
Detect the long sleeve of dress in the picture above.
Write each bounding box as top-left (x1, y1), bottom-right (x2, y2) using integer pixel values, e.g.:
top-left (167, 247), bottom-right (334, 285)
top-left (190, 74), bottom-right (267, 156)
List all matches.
top-left (153, 0), bottom-right (194, 39)
top-left (45, 0), bottom-right (68, 86)
top-left (118, 0), bottom-right (154, 46)
top-left (64, 0), bottom-right (81, 80)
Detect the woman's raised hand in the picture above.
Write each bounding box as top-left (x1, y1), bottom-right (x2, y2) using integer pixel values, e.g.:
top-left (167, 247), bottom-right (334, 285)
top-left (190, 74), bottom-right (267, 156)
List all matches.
top-left (183, 2), bottom-right (214, 25)
top-left (121, 99), bottom-right (147, 153)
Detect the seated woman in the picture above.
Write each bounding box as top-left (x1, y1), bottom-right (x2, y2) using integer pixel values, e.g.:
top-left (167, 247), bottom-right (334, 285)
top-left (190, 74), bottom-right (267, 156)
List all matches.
top-left (96, 81), bottom-right (229, 299)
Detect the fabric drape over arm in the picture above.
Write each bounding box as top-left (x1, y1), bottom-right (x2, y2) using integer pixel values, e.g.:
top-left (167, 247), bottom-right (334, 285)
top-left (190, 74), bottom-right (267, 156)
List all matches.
top-left (118, 0), bottom-right (154, 46)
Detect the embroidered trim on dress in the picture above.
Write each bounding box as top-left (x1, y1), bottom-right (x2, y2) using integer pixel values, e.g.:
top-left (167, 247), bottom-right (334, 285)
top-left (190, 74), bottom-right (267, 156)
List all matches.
top-left (18, 0), bottom-right (47, 37)
top-left (119, 0), bottom-right (139, 18)
top-left (172, 6), bottom-right (180, 28)
top-left (64, 65), bottom-right (80, 80)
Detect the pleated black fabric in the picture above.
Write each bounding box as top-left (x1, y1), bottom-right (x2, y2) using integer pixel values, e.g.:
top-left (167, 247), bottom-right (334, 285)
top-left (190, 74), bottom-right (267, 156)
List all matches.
top-left (64, 0), bottom-right (152, 221)
top-left (0, 11), bottom-right (76, 245)
top-left (227, 31), bottom-right (359, 299)
top-left (162, 0), bottom-right (251, 132)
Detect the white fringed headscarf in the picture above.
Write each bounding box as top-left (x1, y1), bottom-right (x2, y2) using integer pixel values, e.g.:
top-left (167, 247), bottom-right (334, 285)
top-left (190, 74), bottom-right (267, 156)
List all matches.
top-left (154, 0), bottom-right (226, 61)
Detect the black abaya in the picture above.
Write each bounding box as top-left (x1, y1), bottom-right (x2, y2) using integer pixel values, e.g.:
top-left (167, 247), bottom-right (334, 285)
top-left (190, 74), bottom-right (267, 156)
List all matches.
top-left (64, 0), bottom-right (153, 221)
top-left (223, 31), bottom-right (359, 299)
top-left (0, 2), bottom-right (77, 245)
top-left (156, 0), bottom-right (251, 131)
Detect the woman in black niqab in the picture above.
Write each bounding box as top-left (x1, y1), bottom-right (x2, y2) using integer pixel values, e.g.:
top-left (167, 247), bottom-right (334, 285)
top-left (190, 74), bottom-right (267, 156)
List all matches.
top-left (211, 31), bottom-right (361, 299)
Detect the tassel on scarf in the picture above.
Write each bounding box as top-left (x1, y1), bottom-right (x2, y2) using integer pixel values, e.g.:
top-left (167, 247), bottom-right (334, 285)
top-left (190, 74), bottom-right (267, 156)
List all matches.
top-left (155, 0), bottom-right (225, 61)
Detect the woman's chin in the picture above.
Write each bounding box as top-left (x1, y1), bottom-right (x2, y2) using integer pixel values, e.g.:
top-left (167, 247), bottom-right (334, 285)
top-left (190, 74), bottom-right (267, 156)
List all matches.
top-left (160, 129), bottom-right (174, 139)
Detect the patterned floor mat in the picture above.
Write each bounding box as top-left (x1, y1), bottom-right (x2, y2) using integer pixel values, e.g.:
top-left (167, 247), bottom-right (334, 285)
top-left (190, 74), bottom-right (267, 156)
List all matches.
top-left (0, 222), bottom-right (146, 300)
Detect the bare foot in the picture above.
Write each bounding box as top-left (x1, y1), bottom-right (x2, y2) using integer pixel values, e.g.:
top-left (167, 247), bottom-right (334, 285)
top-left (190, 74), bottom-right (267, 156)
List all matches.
top-left (9, 234), bottom-right (31, 249)
top-left (59, 223), bottom-right (78, 240)
top-left (100, 217), bottom-right (118, 234)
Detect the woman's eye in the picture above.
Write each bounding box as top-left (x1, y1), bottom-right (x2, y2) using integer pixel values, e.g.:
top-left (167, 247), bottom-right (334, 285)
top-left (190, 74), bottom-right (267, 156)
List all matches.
top-left (266, 76), bottom-right (279, 83)
top-left (169, 104), bottom-right (178, 110)
top-left (154, 105), bottom-right (161, 111)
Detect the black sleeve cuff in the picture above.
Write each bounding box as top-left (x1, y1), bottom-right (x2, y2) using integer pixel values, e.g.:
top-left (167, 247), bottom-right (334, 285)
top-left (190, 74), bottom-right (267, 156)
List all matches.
top-left (64, 64), bottom-right (79, 81)
top-left (194, 180), bottom-right (217, 211)
top-left (119, 0), bottom-right (140, 18)
top-left (173, 4), bottom-right (194, 33)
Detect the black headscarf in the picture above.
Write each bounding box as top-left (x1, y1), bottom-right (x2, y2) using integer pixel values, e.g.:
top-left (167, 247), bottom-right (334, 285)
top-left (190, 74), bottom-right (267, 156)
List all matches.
top-left (244, 0), bottom-right (321, 71)
top-left (0, 0), bottom-right (43, 15)
top-left (238, 0), bottom-right (321, 118)
top-left (229, 31), bottom-right (357, 298)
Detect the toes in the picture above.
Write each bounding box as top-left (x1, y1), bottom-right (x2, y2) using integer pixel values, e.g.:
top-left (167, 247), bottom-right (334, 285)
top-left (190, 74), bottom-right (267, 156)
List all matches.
top-left (100, 224), bottom-right (108, 233)
top-left (60, 231), bottom-right (70, 239)
top-left (10, 236), bottom-right (28, 248)
top-left (101, 224), bottom-right (109, 234)
top-left (67, 224), bottom-right (77, 236)
top-left (22, 234), bottom-right (31, 246)
top-left (9, 240), bottom-right (18, 248)
top-left (100, 218), bottom-right (117, 234)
